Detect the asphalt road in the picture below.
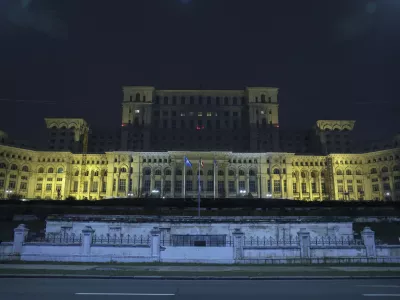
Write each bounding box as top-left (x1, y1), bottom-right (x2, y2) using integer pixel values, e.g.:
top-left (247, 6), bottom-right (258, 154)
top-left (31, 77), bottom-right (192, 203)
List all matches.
top-left (1, 278), bottom-right (400, 300)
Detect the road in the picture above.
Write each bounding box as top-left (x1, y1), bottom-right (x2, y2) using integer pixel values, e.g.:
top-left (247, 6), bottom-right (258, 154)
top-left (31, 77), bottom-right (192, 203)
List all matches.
top-left (1, 278), bottom-right (400, 300)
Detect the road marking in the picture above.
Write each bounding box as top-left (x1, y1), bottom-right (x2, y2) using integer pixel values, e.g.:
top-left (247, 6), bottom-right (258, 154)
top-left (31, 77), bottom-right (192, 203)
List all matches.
top-left (363, 295), bottom-right (400, 297)
top-left (75, 293), bottom-right (175, 296)
top-left (358, 286), bottom-right (400, 288)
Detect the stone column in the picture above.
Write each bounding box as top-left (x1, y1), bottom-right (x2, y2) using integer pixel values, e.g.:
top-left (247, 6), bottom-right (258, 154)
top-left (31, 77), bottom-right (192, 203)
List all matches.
top-left (297, 228), bottom-right (311, 259)
top-left (232, 228), bottom-right (244, 261)
top-left (245, 175), bottom-right (250, 194)
top-left (236, 175), bottom-right (239, 196)
top-left (361, 227), bottom-right (376, 258)
top-left (150, 175), bottom-right (155, 191)
top-left (150, 227), bottom-right (161, 261)
top-left (257, 174), bottom-right (261, 198)
top-left (13, 224), bottom-right (29, 255)
top-left (81, 226), bottom-right (94, 256)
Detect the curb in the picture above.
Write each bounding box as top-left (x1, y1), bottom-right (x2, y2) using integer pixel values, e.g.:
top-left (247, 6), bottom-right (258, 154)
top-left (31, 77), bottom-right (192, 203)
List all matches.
top-left (1, 274), bottom-right (400, 280)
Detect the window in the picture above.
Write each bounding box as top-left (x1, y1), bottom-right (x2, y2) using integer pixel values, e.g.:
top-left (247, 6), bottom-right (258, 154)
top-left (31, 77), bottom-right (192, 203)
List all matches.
top-left (164, 180), bottom-right (171, 192)
top-left (92, 181), bottom-right (98, 192)
top-left (372, 184), bottom-right (379, 192)
top-left (118, 179), bottom-right (126, 192)
top-left (321, 183), bottom-right (326, 194)
top-left (207, 180), bottom-right (213, 191)
top-left (338, 185), bottom-right (344, 193)
top-left (348, 185), bottom-right (353, 193)
top-left (73, 181), bottom-right (78, 192)
top-left (239, 180), bottom-right (245, 191)
top-left (175, 181), bottom-right (182, 193)
top-left (143, 180), bottom-right (151, 193)
top-left (46, 183), bottom-right (52, 191)
top-left (228, 181), bottom-right (235, 193)
top-left (293, 183), bottom-right (297, 193)
top-left (249, 180), bottom-right (256, 193)
top-left (274, 180), bottom-right (281, 193)
top-left (48, 168), bottom-right (54, 173)
top-left (311, 183), bottom-right (317, 193)
top-left (186, 180), bottom-right (193, 191)
top-left (301, 183), bottom-right (307, 193)
top-left (0, 179), bottom-right (4, 188)
top-left (36, 183), bottom-right (42, 191)
top-left (22, 166), bottom-right (29, 172)
top-left (218, 181), bottom-right (224, 193)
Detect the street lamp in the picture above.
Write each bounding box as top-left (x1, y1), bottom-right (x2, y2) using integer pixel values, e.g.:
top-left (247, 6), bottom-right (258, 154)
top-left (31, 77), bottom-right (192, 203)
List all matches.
top-left (5, 189), bottom-right (13, 198)
top-left (127, 192), bottom-right (134, 198)
top-left (266, 193), bottom-right (272, 198)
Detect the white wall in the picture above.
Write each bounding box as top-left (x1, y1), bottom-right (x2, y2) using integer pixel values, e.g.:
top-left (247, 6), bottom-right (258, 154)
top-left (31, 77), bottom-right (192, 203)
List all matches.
top-left (244, 247), bottom-right (300, 258)
top-left (46, 220), bottom-right (354, 240)
top-left (90, 245), bottom-right (151, 257)
top-left (161, 246), bottom-right (234, 263)
top-left (377, 246), bottom-right (400, 257)
top-left (310, 247), bottom-right (366, 258)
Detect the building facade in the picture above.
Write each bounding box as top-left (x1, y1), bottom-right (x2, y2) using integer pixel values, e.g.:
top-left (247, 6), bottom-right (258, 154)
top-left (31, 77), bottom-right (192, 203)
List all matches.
top-left (0, 144), bottom-right (399, 201)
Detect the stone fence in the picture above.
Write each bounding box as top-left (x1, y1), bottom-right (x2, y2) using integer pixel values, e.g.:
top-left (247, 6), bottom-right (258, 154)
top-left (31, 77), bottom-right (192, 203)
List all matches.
top-left (0, 224), bottom-right (399, 264)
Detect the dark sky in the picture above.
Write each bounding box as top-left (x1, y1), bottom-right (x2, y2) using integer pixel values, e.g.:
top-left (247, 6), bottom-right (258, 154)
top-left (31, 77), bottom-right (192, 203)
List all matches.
top-left (0, 0), bottom-right (399, 143)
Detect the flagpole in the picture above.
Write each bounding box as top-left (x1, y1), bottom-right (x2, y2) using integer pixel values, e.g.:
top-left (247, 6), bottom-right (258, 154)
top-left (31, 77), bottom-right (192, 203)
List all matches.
top-left (198, 159), bottom-right (201, 217)
top-left (183, 156), bottom-right (186, 199)
top-left (213, 159), bottom-right (216, 200)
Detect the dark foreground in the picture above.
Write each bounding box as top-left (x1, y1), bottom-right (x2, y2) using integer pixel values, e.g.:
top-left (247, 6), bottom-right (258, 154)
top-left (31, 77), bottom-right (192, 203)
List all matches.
top-left (1, 278), bottom-right (400, 300)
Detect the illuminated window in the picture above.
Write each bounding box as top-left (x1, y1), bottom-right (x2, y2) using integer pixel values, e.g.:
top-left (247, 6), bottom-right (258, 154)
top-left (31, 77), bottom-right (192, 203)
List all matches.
top-left (260, 111), bottom-right (265, 114)
top-left (180, 112), bottom-right (185, 117)
top-left (198, 112), bottom-right (203, 117)
top-left (135, 110), bottom-right (140, 113)
top-left (207, 112), bottom-right (212, 117)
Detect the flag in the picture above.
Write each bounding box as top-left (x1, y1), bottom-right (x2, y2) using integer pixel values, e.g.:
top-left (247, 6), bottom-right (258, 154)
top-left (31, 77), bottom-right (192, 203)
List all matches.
top-left (184, 156), bottom-right (192, 168)
top-left (200, 159), bottom-right (204, 168)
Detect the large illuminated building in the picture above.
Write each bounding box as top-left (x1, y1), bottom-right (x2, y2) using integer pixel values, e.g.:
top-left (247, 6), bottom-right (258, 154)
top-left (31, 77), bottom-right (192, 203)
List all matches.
top-left (0, 86), bottom-right (399, 201)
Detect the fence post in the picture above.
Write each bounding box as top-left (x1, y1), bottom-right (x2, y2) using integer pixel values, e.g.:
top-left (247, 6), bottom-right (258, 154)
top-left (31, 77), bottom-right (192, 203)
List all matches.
top-left (232, 228), bottom-right (244, 261)
top-left (150, 227), bottom-right (161, 261)
top-left (361, 227), bottom-right (376, 258)
top-left (81, 226), bottom-right (94, 256)
top-left (13, 224), bottom-right (29, 255)
top-left (297, 228), bottom-right (311, 259)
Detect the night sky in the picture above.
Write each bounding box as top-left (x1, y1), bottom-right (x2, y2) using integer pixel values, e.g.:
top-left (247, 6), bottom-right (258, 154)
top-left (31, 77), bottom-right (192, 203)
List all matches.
top-left (0, 0), bottom-right (399, 144)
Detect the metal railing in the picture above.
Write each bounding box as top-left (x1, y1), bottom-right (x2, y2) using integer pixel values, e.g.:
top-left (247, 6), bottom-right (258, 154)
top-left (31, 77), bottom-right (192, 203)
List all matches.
top-left (310, 236), bottom-right (363, 246)
top-left (160, 235), bottom-right (234, 247)
top-left (91, 234), bottom-right (150, 246)
top-left (25, 233), bottom-right (82, 244)
top-left (243, 236), bottom-right (300, 247)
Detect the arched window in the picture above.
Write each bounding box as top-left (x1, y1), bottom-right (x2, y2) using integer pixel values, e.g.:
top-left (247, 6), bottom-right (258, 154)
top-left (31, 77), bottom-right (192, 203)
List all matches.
top-left (94, 171), bottom-right (99, 176)
top-left (207, 170), bottom-right (213, 176)
top-left (38, 167), bottom-right (44, 173)
top-left (228, 170), bottom-right (235, 176)
top-left (273, 168), bottom-right (280, 174)
top-left (135, 93), bottom-right (140, 102)
top-left (382, 166), bottom-right (388, 173)
top-left (393, 165), bottom-right (400, 172)
top-left (301, 172), bottom-right (306, 178)
top-left (57, 167), bottom-right (64, 173)
top-left (48, 168), bottom-right (54, 173)
top-left (336, 170), bottom-right (343, 175)
top-left (346, 170), bottom-right (352, 175)
top-left (176, 169), bottom-right (182, 175)
top-left (120, 167), bottom-right (127, 173)
top-left (321, 171), bottom-right (325, 178)
top-left (155, 169), bottom-right (161, 176)
top-left (101, 170), bottom-right (107, 176)
top-left (22, 166), bottom-right (29, 172)
top-left (165, 169), bottom-right (172, 176)
top-left (249, 170), bottom-right (256, 176)
top-left (0, 162), bottom-right (7, 169)
top-left (10, 164), bottom-right (18, 170)
top-left (370, 168), bottom-right (377, 174)
top-left (239, 170), bottom-right (245, 176)
top-left (84, 171), bottom-right (89, 176)
top-left (74, 170), bottom-right (79, 176)
top-left (356, 170), bottom-right (362, 175)
top-left (198, 170), bottom-right (203, 176)
top-left (144, 168), bottom-right (151, 176)
top-left (218, 170), bottom-right (224, 176)
top-left (261, 94), bottom-right (266, 103)
top-left (187, 170), bottom-right (193, 176)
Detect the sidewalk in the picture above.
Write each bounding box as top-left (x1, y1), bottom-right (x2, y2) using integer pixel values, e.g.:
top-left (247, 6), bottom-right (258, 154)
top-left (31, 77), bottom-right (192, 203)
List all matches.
top-left (1, 263), bottom-right (400, 279)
